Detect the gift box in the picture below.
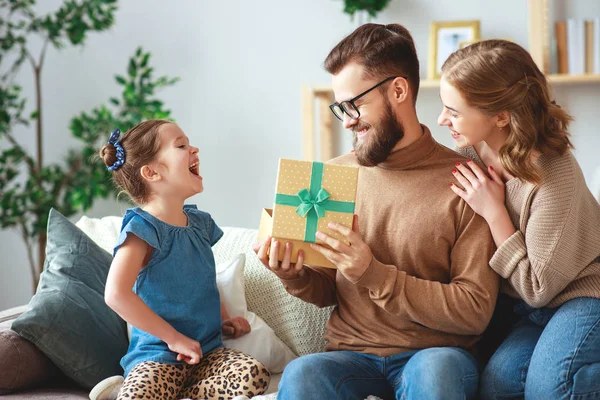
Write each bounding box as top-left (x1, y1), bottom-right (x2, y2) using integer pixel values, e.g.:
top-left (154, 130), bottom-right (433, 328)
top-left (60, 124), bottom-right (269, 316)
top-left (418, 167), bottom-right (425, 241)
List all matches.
top-left (257, 159), bottom-right (359, 269)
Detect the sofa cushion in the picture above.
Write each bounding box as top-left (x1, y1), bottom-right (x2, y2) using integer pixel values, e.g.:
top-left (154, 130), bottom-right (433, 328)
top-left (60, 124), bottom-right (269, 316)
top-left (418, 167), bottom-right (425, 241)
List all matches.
top-left (0, 328), bottom-right (63, 395)
top-left (212, 227), bottom-right (333, 357)
top-left (0, 387), bottom-right (89, 399)
top-left (11, 209), bottom-right (129, 390)
top-left (0, 305), bottom-right (28, 330)
top-left (217, 253), bottom-right (297, 373)
top-left (74, 215), bottom-right (122, 255)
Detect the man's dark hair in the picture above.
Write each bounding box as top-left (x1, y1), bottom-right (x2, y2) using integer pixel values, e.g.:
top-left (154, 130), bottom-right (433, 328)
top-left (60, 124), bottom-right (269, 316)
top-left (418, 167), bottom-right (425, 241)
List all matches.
top-left (324, 23), bottom-right (420, 104)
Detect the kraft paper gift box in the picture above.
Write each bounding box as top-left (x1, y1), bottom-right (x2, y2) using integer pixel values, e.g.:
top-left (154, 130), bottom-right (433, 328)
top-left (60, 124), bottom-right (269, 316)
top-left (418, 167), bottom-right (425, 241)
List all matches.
top-left (258, 158), bottom-right (359, 269)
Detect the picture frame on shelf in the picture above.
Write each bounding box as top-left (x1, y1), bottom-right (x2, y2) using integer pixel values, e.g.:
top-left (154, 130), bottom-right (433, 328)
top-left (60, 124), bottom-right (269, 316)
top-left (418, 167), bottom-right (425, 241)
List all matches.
top-left (458, 39), bottom-right (478, 49)
top-left (428, 20), bottom-right (481, 79)
top-left (460, 37), bottom-right (513, 50)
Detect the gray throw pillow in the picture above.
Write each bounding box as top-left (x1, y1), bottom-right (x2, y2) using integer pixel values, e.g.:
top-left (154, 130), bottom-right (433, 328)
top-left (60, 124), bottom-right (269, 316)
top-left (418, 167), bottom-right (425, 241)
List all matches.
top-left (11, 209), bottom-right (128, 389)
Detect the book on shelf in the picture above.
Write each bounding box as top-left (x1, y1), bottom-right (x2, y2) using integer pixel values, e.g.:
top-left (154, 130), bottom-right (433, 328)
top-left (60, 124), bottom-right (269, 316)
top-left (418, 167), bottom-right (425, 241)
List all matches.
top-left (567, 19), bottom-right (585, 75)
top-left (595, 18), bottom-right (600, 74)
top-left (585, 20), bottom-right (594, 73)
top-left (555, 21), bottom-right (568, 74)
top-left (555, 18), bottom-right (600, 75)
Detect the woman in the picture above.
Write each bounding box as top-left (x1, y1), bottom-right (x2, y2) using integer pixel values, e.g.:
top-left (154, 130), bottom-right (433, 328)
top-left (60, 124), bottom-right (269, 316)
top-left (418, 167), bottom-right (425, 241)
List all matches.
top-left (438, 39), bottom-right (600, 399)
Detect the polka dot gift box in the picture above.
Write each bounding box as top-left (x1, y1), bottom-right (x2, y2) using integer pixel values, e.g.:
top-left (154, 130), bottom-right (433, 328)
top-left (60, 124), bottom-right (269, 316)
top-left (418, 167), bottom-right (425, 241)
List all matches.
top-left (258, 158), bottom-right (359, 269)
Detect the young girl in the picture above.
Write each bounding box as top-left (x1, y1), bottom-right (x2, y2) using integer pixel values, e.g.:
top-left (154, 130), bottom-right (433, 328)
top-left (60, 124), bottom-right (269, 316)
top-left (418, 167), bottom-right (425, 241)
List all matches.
top-left (438, 40), bottom-right (600, 399)
top-left (100, 120), bottom-right (270, 400)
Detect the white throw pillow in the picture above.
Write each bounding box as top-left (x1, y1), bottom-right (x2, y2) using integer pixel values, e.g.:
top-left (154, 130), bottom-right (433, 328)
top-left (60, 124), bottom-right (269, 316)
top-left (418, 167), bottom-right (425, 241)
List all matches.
top-left (75, 215), bottom-right (122, 254)
top-left (216, 253), bottom-right (248, 318)
top-left (217, 254), bottom-right (297, 374)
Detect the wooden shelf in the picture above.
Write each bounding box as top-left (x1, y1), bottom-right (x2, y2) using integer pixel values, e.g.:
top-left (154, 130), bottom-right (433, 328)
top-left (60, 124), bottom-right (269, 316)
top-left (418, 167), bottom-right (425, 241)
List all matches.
top-left (547, 74), bottom-right (600, 84)
top-left (412, 74), bottom-right (600, 88)
top-left (421, 74), bottom-right (600, 86)
top-left (421, 75), bottom-right (600, 87)
top-left (306, 73), bottom-right (600, 97)
top-left (420, 79), bottom-right (441, 88)
top-left (417, 74), bottom-right (600, 87)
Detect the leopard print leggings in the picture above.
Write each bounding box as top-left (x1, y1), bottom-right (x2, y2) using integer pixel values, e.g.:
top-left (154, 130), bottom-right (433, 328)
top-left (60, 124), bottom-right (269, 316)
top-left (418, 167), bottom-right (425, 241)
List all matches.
top-left (117, 348), bottom-right (270, 400)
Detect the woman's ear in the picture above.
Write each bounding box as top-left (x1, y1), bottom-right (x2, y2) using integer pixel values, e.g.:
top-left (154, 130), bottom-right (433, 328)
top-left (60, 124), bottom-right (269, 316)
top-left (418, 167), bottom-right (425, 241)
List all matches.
top-left (140, 164), bottom-right (161, 182)
top-left (392, 77), bottom-right (409, 104)
top-left (496, 111), bottom-right (510, 129)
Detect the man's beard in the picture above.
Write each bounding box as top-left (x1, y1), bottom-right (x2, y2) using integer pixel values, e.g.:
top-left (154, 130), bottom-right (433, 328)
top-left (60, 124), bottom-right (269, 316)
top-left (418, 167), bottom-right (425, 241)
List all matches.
top-left (352, 99), bottom-right (404, 167)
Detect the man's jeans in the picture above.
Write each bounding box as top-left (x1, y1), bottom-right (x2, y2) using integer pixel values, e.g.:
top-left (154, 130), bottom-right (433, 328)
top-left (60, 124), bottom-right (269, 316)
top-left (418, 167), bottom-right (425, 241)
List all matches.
top-left (277, 347), bottom-right (479, 400)
top-left (480, 297), bottom-right (600, 400)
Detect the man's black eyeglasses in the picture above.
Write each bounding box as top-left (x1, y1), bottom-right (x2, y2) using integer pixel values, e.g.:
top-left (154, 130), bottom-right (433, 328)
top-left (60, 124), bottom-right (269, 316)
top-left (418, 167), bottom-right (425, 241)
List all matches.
top-left (329, 76), bottom-right (403, 121)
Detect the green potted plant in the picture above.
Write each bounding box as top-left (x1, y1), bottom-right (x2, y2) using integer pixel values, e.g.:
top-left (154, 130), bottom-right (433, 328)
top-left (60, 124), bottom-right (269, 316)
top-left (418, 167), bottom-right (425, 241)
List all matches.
top-left (0, 0), bottom-right (179, 292)
top-left (342, 0), bottom-right (392, 22)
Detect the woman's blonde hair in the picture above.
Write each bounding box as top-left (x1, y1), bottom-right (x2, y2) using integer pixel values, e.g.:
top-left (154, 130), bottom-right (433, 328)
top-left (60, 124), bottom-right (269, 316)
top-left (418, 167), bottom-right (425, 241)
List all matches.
top-left (441, 39), bottom-right (573, 183)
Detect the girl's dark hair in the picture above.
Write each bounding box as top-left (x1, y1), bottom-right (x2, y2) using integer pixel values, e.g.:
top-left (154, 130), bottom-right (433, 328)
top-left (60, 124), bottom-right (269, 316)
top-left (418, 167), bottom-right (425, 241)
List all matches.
top-left (99, 120), bottom-right (171, 204)
top-left (442, 39), bottom-right (573, 183)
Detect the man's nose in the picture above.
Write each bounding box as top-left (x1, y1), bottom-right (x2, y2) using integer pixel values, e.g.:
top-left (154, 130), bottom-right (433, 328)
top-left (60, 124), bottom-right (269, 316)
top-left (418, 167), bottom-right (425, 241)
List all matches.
top-left (342, 113), bottom-right (358, 130)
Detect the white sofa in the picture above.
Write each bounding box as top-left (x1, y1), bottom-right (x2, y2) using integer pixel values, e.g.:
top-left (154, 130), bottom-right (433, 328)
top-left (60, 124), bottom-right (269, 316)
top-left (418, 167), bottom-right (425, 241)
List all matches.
top-left (0, 215), bottom-right (333, 399)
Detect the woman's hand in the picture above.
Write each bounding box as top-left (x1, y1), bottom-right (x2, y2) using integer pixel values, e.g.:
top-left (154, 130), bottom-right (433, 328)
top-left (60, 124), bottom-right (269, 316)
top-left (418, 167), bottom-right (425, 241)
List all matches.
top-left (451, 161), bottom-right (506, 223)
top-left (167, 334), bottom-right (202, 364)
top-left (252, 236), bottom-right (306, 280)
top-left (222, 316), bottom-right (251, 339)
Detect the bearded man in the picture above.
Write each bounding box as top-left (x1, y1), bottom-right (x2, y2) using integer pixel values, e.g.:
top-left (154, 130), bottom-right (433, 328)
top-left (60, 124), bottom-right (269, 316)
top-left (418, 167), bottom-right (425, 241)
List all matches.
top-left (254, 23), bottom-right (499, 400)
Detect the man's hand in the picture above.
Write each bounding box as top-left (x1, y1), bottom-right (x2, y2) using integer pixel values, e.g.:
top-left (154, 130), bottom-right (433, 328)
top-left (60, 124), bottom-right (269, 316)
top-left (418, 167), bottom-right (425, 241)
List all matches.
top-left (310, 215), bottom-right (373, 282)
top-left (252, 236), bottom-right (306, 280)
top-left (222, 316), bottom-right (251, 339)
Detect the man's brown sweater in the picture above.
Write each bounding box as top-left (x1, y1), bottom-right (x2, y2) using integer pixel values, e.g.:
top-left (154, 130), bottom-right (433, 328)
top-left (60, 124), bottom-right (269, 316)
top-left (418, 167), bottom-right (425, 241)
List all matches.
top-left (281, 126), bottom-right (499, 357)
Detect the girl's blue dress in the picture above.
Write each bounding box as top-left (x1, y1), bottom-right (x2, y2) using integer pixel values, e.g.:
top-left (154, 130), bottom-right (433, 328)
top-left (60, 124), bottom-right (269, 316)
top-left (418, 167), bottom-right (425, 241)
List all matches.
top-left (113, 205), bottom-right (223, 377)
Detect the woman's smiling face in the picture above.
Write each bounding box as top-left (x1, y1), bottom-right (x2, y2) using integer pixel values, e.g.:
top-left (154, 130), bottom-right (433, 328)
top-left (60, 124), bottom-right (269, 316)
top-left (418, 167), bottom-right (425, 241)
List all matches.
top-left (437, 76), bottom-right (498, 149)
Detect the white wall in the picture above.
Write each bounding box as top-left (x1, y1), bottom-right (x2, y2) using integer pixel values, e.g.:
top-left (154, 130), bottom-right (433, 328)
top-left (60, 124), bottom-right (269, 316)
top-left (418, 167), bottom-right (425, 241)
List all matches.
top-left (1, 0), bottom-right (599, 309)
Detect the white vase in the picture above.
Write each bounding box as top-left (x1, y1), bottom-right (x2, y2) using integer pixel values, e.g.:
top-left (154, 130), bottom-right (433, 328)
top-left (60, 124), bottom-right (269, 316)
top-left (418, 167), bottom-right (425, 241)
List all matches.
top-left (354, 10), bottom-right (370, 27)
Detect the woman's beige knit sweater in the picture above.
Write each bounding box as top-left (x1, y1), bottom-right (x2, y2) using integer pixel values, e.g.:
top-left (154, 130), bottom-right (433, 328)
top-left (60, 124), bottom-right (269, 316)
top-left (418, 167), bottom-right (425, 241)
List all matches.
top-left (459, 146), bottom-right (600, 308)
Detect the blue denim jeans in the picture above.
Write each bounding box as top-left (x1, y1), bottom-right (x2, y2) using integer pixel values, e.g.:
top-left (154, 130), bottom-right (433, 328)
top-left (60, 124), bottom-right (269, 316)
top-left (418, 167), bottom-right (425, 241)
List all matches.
top-left (277, 347), bottom-right (479, 400)
top-left (480, 297), bottom-right (600, 400)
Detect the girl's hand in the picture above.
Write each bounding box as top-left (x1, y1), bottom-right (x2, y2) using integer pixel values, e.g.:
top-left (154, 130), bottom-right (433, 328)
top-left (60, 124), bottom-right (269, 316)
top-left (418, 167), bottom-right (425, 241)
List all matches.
top-left (222, 316), bottom-right (251, 338)
top-left (252, 236), bottom-right (306, 280)
top-left (451, 161), bottom-right (506, 223)
top-left (167, 334), bottom-right (202, 364)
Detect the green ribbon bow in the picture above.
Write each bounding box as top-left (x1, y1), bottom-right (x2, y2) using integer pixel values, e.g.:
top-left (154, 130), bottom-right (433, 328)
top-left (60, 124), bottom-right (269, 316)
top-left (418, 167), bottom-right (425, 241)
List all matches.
top-left (296, 187), bottom-right (330, 218)
top-left (274, 161), bottom-right (355, 243)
